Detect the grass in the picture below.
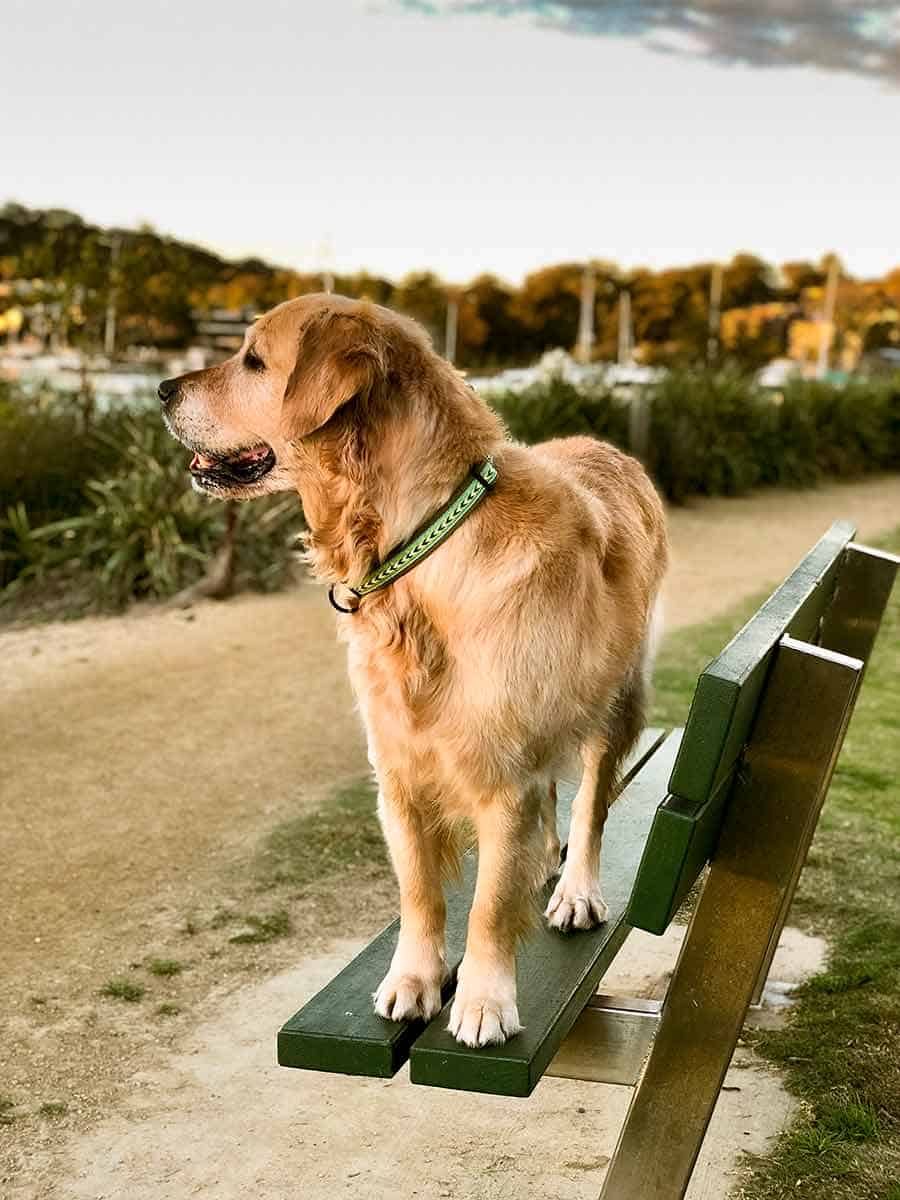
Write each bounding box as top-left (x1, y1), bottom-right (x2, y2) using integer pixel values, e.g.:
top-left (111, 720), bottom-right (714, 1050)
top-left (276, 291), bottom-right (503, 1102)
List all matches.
top-left (209, 907), bottom-right (234, 930)
top-left (253, 778), bottom-right (385, 890)
top-left (156, 1002), bottom-right (181, 1017)
top-left (227, 909), bottom-right (292, 945)
top-left (147, 958), bottom-right (185, 977)
top-left (163, 783), bottom-right (387, 976)
top-left (99, 978), bottom-right (145, 1003)
top-left (38, 1102), bottom-right (67, 1119)
top-left (0, 1098), bottom-right (15, 1126)
top-left (651, 527), bottom-right (900, 1199)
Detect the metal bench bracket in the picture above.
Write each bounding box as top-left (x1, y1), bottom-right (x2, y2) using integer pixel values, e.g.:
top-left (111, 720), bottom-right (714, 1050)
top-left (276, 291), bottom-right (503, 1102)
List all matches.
top-left (546, 994), bottom-right (661, 1087)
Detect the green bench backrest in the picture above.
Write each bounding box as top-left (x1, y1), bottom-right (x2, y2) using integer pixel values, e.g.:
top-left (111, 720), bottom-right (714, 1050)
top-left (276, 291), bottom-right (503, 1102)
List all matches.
top-left (627, 519), bottom-right (857, 934)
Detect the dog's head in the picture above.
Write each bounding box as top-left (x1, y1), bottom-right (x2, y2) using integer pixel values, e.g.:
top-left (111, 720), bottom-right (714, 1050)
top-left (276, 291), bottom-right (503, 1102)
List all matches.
top-left (159, 293), bottom-right (408, 499)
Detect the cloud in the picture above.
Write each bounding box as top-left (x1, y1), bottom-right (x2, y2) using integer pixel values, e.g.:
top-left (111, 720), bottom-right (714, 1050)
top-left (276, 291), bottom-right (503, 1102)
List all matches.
top-left (395, 2), bottom-right (900, 83)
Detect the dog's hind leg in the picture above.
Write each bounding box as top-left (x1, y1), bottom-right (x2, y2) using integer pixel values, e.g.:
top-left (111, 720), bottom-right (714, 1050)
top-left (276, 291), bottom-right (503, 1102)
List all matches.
top-left (373, 780), bottom-right (452, 1023)
top-left (544, 734), bottom-right (614, 929)
top-left (545, 663), bottom-right (648, 931)
top-left (540, 780), bottom-right (561, 885)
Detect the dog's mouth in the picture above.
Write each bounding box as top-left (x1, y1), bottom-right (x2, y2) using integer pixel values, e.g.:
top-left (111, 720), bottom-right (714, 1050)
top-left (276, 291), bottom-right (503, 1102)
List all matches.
top-left (188, 444), bottom-right (277, 489)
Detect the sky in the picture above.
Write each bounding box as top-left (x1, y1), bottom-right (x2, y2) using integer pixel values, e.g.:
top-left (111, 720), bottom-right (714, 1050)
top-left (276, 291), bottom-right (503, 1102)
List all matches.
top-left (4, 0), bottom-right (900, 283)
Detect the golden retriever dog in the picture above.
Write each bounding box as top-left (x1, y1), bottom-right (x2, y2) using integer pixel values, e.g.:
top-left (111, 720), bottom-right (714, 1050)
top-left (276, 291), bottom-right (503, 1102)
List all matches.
top-left (160, 294), bottom-right (667, 1047)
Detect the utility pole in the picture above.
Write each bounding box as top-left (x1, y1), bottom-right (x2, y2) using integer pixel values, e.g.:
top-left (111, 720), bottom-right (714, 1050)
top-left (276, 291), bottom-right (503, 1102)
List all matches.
top-left (576, 263), bottom-right (596, 363)
top-left (618, 290), bottom-right (633, 366)
top-left (445, 293), bottom-right (459, 364)
top-left (317, 237), bottom-right (335, 293)
top-left (103, 234), bottom-right (121, 359)
top-left (817, 256), bottom-right (840, 379)
top-left (707, 262), bottom-right (723, 364)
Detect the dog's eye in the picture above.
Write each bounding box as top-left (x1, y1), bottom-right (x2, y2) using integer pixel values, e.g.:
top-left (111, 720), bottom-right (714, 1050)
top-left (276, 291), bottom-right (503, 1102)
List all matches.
top-left (244, 347), bottom-right (265, 372)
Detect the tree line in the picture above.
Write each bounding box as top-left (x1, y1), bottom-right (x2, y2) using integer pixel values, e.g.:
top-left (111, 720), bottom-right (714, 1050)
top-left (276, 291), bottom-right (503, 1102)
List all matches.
top-left (2, 202), bottom-right (899, 369)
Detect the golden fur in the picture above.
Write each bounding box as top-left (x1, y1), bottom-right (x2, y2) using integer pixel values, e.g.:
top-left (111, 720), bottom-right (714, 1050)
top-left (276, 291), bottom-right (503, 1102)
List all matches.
top-left (161, 294), bottom-right (668, 1047)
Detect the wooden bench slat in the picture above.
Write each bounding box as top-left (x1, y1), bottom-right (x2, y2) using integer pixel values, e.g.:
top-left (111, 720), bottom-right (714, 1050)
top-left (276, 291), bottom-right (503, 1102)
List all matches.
top-left (668, 519), bottom-right (855, 809)
top-left (277, 727), bottom-right (668, 1079)
top-left (407, 731), bottom-right (682, 1098)
top-left (276, 865), bottom-right (472, 1077)
top-left (625, 773), bottom-right (731, 934)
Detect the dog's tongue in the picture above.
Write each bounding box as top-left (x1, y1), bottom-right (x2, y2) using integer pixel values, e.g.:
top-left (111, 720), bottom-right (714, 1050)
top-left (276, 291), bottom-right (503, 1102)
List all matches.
top-left (190, 452), bottom-right (217, 470)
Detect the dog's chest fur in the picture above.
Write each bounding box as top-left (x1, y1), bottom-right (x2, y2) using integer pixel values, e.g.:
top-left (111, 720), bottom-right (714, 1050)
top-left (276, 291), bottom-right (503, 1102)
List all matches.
top-left (343, 598), bottom-right (449, 766)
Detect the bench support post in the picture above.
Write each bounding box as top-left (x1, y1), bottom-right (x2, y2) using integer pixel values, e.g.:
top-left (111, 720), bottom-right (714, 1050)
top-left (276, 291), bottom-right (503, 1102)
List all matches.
top-left (599, 636), bottom-right (862, 1200)
top-left (750, 541), bottom-right (899, 1004)
top-left (818, 542), bottom-right (900, 667)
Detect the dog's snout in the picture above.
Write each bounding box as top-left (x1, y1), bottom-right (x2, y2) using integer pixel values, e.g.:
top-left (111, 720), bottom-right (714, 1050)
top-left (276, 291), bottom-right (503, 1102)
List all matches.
top-left (158, 377), bottom-right (180, 407)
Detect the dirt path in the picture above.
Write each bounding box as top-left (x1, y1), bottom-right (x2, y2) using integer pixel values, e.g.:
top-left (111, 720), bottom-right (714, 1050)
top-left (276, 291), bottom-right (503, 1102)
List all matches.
top-left (22, 928), bottom-right (825, 1200)
top-left (662, 474), bottom-right (900, 629)
top-left (2, 473), bottom-right (898, 1197)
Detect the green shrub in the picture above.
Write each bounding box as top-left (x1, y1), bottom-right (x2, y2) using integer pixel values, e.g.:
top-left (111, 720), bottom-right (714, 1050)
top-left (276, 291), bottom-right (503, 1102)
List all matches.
top-left (488, 369), bottom-right (900, 503)
top-left (0, 393), bottom-right (303, 617)
top-left (65, 417), bottom-right (227, 606)
top-left (646, 368), bottom-right (766, 501)
top-left (490, 374), bottom-right (629, 447)
top-left (0, 383), bottom-right (91, 518)
top-left (781, 376), bottom-right (900, 478)
top-left (1, 370), bottom-right (897, 616)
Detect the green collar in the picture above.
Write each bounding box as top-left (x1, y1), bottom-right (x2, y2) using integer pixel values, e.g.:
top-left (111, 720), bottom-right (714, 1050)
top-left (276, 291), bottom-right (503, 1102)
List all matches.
top-left (329, 456), bottom-right (497, 613)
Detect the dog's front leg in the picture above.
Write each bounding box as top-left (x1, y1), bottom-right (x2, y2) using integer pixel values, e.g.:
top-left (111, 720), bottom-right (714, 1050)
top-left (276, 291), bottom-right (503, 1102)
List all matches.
top-left (374, 782), bottom-right (449, 1023)
top-left (449, 787), bottom-right (540, 1047)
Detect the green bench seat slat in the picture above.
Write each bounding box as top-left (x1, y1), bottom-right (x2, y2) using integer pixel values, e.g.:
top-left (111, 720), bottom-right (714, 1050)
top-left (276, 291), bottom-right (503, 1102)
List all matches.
top-left (625, 773), bottom-right (732, 934)
top-left (407, 730), bottom-right (681, 1098)
top-left (668, 519), bottom-right (855, 808)
top-left (277, 727), bottom-right (667, 1079)
top-left (277, 858), bottom-right (474, 1077)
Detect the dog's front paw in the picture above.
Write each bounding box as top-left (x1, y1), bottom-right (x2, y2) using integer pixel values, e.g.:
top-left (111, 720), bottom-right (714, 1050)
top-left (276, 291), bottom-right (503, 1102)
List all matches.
top-left (545, 875), bottom-right (609, 931)
top-left (448, 960), bottom-right (521, 1047)
top-left (374, 968), bottom-right (444, 1023)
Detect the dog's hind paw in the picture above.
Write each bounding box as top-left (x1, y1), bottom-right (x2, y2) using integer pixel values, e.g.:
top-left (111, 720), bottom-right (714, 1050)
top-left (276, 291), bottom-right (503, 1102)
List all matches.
top-left (373, 971), bottom-right (444, 1023)
top-left (540, 841), bottom-right (562, 887)
top-left (545, 878), bottom-right (609, 931)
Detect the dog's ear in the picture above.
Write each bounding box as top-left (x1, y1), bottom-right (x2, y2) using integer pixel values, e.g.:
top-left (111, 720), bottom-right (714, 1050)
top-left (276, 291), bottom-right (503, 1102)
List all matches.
top-left (284, 312), bottom-right (385, 439)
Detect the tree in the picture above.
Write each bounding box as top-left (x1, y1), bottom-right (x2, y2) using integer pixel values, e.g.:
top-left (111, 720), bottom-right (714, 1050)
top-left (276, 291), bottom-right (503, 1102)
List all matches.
top-left (392, 272), bottom-right (448, 348)
top-left (511, 264), bottom-right (583, 356)
top-left (455, 275), bottom-right (525, 367)
top-left (780, 260), bottom-right (824, 297)
top-left (628, 265), bottom-right (711, 364)
top-left (722, 253), bottom-right (777, 309)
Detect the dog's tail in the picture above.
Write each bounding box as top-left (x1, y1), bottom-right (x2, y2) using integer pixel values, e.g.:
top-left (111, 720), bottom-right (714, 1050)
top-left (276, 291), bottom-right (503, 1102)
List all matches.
top-left (640, 592), bottom-right (665, 693)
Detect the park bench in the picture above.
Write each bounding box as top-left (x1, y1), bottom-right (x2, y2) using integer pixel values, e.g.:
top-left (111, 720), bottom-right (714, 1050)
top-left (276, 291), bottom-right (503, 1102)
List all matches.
top-left (277, 520), bottom-right (898, 1200)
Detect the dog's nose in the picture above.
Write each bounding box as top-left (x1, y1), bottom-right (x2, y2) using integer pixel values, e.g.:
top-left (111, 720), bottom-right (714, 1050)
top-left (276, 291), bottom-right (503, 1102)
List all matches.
top-left (158, 378), bottom-right (180, 407)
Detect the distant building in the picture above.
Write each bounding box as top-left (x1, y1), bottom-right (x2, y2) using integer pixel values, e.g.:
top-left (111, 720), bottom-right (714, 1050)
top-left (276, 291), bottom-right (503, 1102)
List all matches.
top-left (190, 307), bottom-right (256, 356)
